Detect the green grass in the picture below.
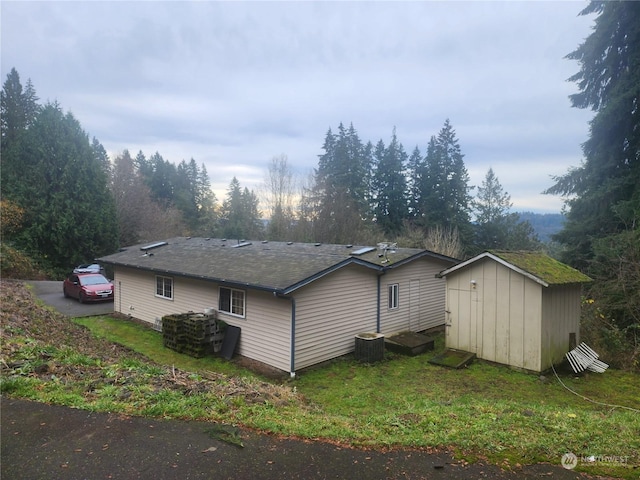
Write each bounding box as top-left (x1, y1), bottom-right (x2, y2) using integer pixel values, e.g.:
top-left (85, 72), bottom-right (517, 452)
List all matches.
top-left (73, 316), bottom-right (257, 378)
top-left (5, 314), bottom-right (640, 478)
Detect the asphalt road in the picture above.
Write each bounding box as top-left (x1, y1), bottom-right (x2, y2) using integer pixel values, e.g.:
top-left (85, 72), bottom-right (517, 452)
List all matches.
top-left (29, 280), bottom-right (114, 317)
top-left (2, 397), bottom-right (595, 480)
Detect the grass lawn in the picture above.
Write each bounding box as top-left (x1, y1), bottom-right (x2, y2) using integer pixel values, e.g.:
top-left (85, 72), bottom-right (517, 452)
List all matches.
top-left (3, 288), bottom-right (638, 480)
top-left (70, 315), bottom-right (640, 479)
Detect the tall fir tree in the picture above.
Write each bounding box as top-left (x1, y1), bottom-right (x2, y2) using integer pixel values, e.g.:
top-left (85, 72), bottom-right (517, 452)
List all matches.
top-left (8, 102), bottom-right (118, 271)
top-left (546, 1), bottom-right (640, 353)
top-left (546, 1), bottom-right (640, 270)
top-left (220, 177), bottom-right (263, 240)
top-left (312, 122), bottom-right (371, 243)
top-left (372, 128), bottom-right (408, 236)
top-left (1, 68), bottom-right (41, 190)
top-left (406, 145), bottom-right (424, 218)
top-left (421, 120), bottom-right (473, 248)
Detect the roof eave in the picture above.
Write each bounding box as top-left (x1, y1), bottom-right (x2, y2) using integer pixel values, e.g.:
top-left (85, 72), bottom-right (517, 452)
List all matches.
top-left (98, 259), bottom-right (287, 294)
top-left (281, 257), bottom-right (383, 295)
top-left (437, 252), bottom-right (550, 287)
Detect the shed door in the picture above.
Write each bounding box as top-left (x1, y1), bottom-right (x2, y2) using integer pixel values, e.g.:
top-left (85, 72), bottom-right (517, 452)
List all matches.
top-left (446, 287), bottom-right (479, 353)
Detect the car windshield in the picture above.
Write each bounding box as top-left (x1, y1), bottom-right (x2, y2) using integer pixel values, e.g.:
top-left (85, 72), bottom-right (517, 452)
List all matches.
top-left (79, 274), bottom-right (110, 286)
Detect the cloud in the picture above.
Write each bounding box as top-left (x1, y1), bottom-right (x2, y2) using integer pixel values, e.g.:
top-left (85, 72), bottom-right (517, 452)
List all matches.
top-left (1, 0), bottom-right (595, 213)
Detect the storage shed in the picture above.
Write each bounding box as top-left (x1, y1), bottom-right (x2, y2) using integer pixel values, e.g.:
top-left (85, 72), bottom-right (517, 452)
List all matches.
top-left (437, 251), bottom-right (592, 372)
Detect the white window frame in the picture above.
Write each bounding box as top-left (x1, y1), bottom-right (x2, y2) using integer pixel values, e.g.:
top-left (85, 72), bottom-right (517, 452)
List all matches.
top-left (155, 275), bottom-right (173, 300)
top-left (388, 283), bottom-right (399, 310)
top-left (219, 286), bottom-right (246, 318)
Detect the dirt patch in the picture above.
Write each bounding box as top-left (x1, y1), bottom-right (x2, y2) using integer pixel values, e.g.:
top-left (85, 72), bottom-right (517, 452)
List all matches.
top-left (0, 280), bottom-right (296, 403)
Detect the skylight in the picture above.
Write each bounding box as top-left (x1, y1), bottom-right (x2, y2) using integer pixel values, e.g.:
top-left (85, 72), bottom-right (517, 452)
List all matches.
top-left (351, 246), bottom-right (376, 256)
top-left (140, 241), bottom-right (167, 251)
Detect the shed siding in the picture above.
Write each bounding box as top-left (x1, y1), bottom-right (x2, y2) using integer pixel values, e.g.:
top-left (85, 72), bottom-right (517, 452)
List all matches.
top-left (293, 265), bottom-right (377, 370)
top-left (445, 258), bottom-right (543, 371)
top-left (380, 258), bottom-right (449, 334)
top-left (113, 267), bottom-right (291, 372)
top-left (541, 285), bottom-right (582, 370)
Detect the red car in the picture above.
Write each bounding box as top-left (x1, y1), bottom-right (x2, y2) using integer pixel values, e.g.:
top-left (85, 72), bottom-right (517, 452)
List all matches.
top-left (63, 273), bottom-right (114, 303)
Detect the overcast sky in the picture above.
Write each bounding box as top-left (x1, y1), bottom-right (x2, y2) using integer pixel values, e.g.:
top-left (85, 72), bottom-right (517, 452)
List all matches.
top-left (2, 1), bottom-right (596, 213)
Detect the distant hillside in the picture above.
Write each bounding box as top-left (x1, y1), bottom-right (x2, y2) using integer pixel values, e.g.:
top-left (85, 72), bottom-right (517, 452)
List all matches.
top-left (516, 212), bottom-right (565, 243)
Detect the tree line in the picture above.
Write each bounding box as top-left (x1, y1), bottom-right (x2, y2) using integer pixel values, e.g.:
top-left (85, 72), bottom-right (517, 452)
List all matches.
top-left (1, 1), bottom-right (637, 366)
top-left (1, 67), bottom-right (539, 274)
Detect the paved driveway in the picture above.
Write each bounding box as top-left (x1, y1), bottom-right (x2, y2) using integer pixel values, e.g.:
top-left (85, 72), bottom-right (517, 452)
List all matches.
top-left (29, 280), bottom-right (114, 317)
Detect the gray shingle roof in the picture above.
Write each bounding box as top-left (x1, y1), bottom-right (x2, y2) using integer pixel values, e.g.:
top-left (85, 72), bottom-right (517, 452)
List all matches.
top-left (99, 238), bottom-right (456, 294)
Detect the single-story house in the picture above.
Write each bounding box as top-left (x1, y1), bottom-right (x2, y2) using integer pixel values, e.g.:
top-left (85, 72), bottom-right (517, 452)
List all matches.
top-left (437, 250), bottom-right (592, 373)
top-left (99, 238), bottom-right (457, 376)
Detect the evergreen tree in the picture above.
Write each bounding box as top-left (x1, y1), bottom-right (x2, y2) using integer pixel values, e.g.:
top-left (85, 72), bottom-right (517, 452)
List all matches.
top-left (194, 162), bottom-right (218, 236)
top-left (546, 1), bottom-right (640, 270)
top-left (1, 69), bottom-right (41, 191)
top-left (9, 103), bottom-right (118, 271)
top-left (175, 158), bottom-right (202, 230)
top-left (91, 137), bottom-right (111, 176)
top-left (220, 177), bottom-right (263, 240)
top-left (372, 128), bottom-right (408, 236)
top-left (422, 120), bottom-right (473, 248)
top-left (143, 152), bottom-right (176, 207)
top-left (312, 123), bottom-right (371, 243)
top-left (1, 68), bottom-right (40, 150)
top-left (406, 145), bottom-right (424, 218)
top-left (546, 1), bottom-right (640, 358)
top-left (472, 168), bottom-right (539, 253)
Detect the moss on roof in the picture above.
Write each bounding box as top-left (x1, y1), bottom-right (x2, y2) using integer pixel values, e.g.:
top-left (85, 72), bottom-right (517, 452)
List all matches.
top-left (489, 250), bottom-right (592, 285)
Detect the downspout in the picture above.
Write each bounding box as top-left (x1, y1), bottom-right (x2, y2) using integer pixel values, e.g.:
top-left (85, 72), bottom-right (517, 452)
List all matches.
top-left (276, 293), bottom-right (296, 378)
top-left (377, 269), bottom-right (387, 333)
top-left (290, 296), bottom-right (296, 378)
top-left (376, 274), bottom-right (381, 333)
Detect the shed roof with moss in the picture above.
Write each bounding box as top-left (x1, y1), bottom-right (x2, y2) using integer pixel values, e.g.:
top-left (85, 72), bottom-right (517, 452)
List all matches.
top-left (438, 250), bottom-right (592, 287)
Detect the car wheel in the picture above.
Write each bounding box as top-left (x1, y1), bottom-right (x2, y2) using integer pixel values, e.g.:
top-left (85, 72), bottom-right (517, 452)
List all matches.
top-left (63, 287), bottom-right (69, 298)
top-left (78, 292), bottom-right (85, 304)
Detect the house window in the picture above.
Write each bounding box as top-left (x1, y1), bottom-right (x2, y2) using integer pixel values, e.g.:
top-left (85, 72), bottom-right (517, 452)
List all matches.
top-left (155, 276), bottom-right (173, 300)
top-left (388, 284), bottom-right (399, 310)
top-left (219, 286), bottom-right (245, 318)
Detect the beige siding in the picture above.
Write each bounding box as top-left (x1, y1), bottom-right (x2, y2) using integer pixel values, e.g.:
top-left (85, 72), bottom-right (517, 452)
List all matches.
top-left (380, 258), bottom-right (449, 334)
top-left (113, 267), bottom-right (217, 323)
top-left (113, 267), bottom-right (292, 372)
top-left (445, 258), bottom-right (543, 371)
top-left (293, 265), bottom-right (378, 370)
top-left (221, 289), bottom-right (291, 372)
top-left (541, 285), bottom-right (582, 370)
